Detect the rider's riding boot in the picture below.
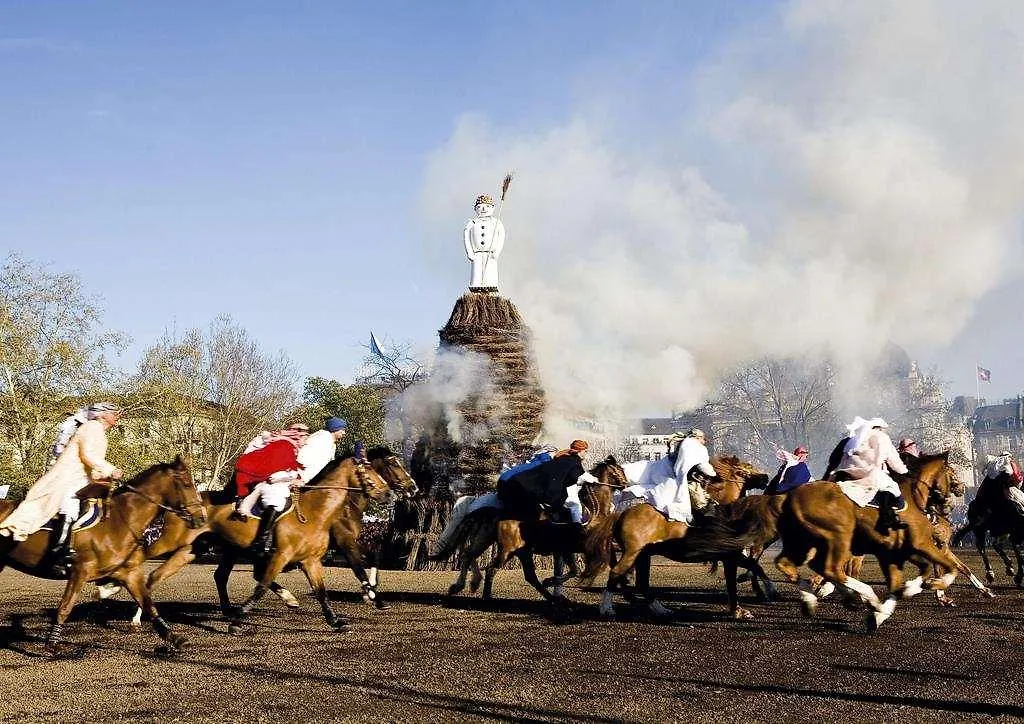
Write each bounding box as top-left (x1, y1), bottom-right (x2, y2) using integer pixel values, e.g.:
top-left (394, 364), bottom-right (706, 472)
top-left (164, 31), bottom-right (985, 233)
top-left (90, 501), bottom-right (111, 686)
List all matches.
top-left (251, 507), bottom-right (282, 557)
top-left (876, 492), bottom-right (908, 533)
top-left (47, 514), bottom-right (75, 576)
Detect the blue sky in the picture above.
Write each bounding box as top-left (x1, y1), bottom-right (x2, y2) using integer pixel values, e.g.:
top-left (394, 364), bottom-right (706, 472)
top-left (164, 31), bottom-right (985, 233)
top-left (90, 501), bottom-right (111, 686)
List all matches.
top-left (2, 1), bottom-right (1021, 407)
top-left (1, 2), bottom-right (762, 373)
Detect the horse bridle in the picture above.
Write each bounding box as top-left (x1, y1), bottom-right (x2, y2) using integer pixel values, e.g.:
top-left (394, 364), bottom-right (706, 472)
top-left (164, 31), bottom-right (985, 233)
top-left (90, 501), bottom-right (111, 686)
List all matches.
top-left (120, 469), bottom-right (204, 527)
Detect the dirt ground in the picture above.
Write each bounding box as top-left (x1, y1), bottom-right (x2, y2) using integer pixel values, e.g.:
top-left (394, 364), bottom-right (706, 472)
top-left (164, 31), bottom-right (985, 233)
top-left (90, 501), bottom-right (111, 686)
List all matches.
top-left (0, 552), bottom-right (1021, 724)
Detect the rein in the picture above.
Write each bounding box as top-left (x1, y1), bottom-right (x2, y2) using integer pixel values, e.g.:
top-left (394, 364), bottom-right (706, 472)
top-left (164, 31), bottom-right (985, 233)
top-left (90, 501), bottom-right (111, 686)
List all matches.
top-left (120, 481), bottom-right (201, 521)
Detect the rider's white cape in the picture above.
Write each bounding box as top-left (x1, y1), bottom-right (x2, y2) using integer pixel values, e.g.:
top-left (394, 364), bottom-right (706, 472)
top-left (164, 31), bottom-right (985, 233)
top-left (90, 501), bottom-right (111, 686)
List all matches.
top-left (622, 438), bottom-right (713, 524)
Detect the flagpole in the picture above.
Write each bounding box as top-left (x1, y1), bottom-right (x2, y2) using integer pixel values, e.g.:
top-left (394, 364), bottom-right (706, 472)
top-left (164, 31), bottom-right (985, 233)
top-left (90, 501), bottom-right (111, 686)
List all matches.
top-left (976, 361), bottom-right (981, 407)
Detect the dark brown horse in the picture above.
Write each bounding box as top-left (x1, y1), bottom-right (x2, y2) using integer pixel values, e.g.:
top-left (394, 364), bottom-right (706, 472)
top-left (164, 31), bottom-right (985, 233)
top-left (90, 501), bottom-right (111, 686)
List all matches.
top-left (596, 455), bottom-right (771, 618)
top-left (951, 470), bottom-right (1024, 587)
top-left (432, 456), bottom-right (628, 604)
top-left (0, 457), bottom-right (205, 653)
top-left (327, 446), bottom-right (418, 607)
top-left (103, 447), bottom-right (416, 625)
top-left (773, 452), bottom-right (967, 631)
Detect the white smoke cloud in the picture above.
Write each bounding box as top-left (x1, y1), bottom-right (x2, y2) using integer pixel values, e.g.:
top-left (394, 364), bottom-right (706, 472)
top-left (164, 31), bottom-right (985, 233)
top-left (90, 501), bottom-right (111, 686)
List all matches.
top-left (400, 346), bottom-right (501, 444)
top-left (418, 1), bottom-right (1024, 434)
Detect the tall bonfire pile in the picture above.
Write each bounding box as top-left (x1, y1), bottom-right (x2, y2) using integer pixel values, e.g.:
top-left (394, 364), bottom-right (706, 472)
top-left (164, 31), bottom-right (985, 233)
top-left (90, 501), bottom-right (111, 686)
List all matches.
top-left (438, 291), bottom-right (546, 493)
top-left (396, 290), bottom-right (546, 570)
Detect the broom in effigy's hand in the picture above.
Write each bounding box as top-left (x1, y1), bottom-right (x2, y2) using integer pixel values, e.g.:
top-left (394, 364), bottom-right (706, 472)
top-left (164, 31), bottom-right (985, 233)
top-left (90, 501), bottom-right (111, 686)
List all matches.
top-left (480, 172), bottom-right (514, 289)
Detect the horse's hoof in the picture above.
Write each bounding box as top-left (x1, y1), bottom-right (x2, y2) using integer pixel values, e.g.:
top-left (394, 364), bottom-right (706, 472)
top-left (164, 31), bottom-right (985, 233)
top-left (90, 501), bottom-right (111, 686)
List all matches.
top-left (733, 607), bottom-right (754, 620)
top-left (330, 620), bottom-right (351, 633)
top-left (985, 572), bottom-right (996, 584)
top-left (864, 610), bottom-right (878, 633)
top-left (373, 599), bottom-right (391, 611)
top-left (227, 623), bottom-right (243, 636)
top-left (167, 633), bottom-right (188, 650)
top-left (800, 597), bottom-right (818, 619)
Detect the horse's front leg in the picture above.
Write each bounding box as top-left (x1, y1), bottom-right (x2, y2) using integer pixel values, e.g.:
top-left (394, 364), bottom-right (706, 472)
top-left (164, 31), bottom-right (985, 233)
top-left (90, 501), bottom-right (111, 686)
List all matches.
top-left (738, 551), bottom-right (778, 603)
top-left (1011, 539), bottom-right (1024, 588)
top-left (991, 536), bottom-right (1016, 578)
top-left (599, 543), bottom-right (646, 618)
top-left (518, 551), bottom-right (559, 603)
top-left (334, 528), bottom-right (378, 608)
top-left (128, 546), bottom-right (197, 629)
top-left (213, 549), bottom-right (239, 618)
top-left (118, 567), bottom-right (188, 652)
top-left (298, 557), bottom-right (349, 631)
top-left (46, 567), bottom-right (88, 655)
top-left (268, 581), bottom-right (301, 608)
top-left (975, 530), bottom-right (996, 582)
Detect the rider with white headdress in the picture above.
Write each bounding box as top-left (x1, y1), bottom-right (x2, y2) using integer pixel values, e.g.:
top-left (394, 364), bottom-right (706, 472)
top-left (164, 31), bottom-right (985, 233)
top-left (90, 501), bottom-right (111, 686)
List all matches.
top-left (622, 429), bottom-right (716, 524)
top-left (830, 416), bottom-right (908, 531)
top-left (0, 402), bottom-right (124, 573)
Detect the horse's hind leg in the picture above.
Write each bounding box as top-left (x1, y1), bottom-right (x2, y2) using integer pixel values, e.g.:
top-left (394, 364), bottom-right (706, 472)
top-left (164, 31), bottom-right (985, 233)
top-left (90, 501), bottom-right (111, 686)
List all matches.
top-left (724, 555), bottom-right (753, 620)
top-left (298, 558), bottom-right (349, 632)
top-left (975, 531), bottom-right (996, 582)
top-left (118, 567), bottom-right (188, 651)
top-left (992, 536), bottom-right (1015, 578)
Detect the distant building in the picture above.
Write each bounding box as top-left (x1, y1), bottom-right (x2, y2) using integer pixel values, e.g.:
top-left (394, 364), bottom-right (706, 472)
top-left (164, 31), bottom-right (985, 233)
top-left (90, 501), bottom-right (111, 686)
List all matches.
top-left (969, 396), bottom-right (1024, 463)
top-left (621, 410), bottom-right (711, 463)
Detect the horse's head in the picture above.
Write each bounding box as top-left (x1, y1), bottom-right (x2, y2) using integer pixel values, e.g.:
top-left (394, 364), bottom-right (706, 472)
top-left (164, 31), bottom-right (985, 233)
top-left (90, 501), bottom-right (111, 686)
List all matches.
top-left (710, 455), bottom-right (769, 500)
top-left (579, 455), bottom-right (627, 518)
top-left (906, 451), bottom-right (961, 515)
top-left (128, 455), bottom-right (207, 528)
top-left (367, 446), bottom-right (418, 499)
top-left (349, 456), bottom-right (391, 502)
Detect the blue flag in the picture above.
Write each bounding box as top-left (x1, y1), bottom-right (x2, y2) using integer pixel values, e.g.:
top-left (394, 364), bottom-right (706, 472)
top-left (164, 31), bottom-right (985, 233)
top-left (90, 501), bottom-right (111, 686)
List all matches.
top-left (369, 331), bottom-right (385, 358)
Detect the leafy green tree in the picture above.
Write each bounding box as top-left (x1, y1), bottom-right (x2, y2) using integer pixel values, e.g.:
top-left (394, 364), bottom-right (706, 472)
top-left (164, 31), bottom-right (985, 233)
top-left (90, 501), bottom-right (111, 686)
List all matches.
top-left (0, 255), bottom-right (124, 496)
top-left (292, 377), bottom-right (386, 455)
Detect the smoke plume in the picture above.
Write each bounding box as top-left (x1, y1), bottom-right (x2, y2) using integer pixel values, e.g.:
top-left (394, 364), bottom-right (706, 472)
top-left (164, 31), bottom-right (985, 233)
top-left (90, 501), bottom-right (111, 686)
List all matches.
top-left (419, 1), bottom-right (1024, 435)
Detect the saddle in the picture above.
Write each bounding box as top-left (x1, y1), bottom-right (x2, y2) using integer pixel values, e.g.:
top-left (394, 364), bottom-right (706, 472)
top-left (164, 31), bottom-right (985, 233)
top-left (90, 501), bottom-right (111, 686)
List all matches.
top-left (39, 499), bottom-right (106, 534)
top-left (246, 496), bottom-right (295, 524)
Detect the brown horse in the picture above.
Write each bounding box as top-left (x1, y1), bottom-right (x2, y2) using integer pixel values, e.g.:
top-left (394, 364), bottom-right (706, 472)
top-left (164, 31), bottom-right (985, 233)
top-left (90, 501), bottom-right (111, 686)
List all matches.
top-left (432, 456), bottom-right (628, 604)
top-left (0, 456), bottom-right (205, 653)
top-left (596, 455), bottom-right (775, 618)
top-left (104, 447), bottom-right (416, 625)
top-left (773, 452), bottom-right (968, 631)
top-left (213, 456), bottom-right (390, 632)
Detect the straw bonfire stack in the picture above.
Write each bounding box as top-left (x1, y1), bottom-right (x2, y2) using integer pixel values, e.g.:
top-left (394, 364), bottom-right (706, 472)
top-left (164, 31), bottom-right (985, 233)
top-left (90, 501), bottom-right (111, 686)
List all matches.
top-left (438, 290), bottom-right (546, 494)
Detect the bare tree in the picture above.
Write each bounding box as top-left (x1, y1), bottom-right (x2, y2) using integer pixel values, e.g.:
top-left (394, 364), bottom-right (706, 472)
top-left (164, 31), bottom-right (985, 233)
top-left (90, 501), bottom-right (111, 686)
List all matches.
top-left (0, 255), bottom-right (125, 491)
top-left (357, 338), bottom-right (428, 460)
top-left (124, 316), bottom-right (298, 486)
top-left (712, 357), bottom-right (841, 471)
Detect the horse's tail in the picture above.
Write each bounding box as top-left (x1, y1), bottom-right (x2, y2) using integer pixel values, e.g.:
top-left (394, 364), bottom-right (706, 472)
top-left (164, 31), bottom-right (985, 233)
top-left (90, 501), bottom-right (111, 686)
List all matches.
top-left (662, 503), bottom-right (780, 562)
top-left (429, 495), bottom-right (476, 561)
top-left (578, 512), bottom-right (619, 585)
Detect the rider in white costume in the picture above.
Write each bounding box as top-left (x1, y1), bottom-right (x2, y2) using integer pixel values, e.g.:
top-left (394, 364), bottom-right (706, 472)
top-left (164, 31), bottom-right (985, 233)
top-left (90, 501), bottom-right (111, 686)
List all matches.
top-left (463, 194), bottom-right (505, 289)
top-left (832, 417), bottom-right (907, 506)
top-left (622, 429), bottom-right (715, 524)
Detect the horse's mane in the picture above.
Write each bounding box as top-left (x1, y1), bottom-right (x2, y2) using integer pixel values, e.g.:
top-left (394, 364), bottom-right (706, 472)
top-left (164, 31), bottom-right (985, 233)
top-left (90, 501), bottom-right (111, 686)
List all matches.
top-left (306, 455), bottom-right (352, 486)
top-left (588, 456), bottom-right (619, 480)
top-left (112, 460), bottom-right (181, 496)
top-left (366, 446), bottom-right (394, 461)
